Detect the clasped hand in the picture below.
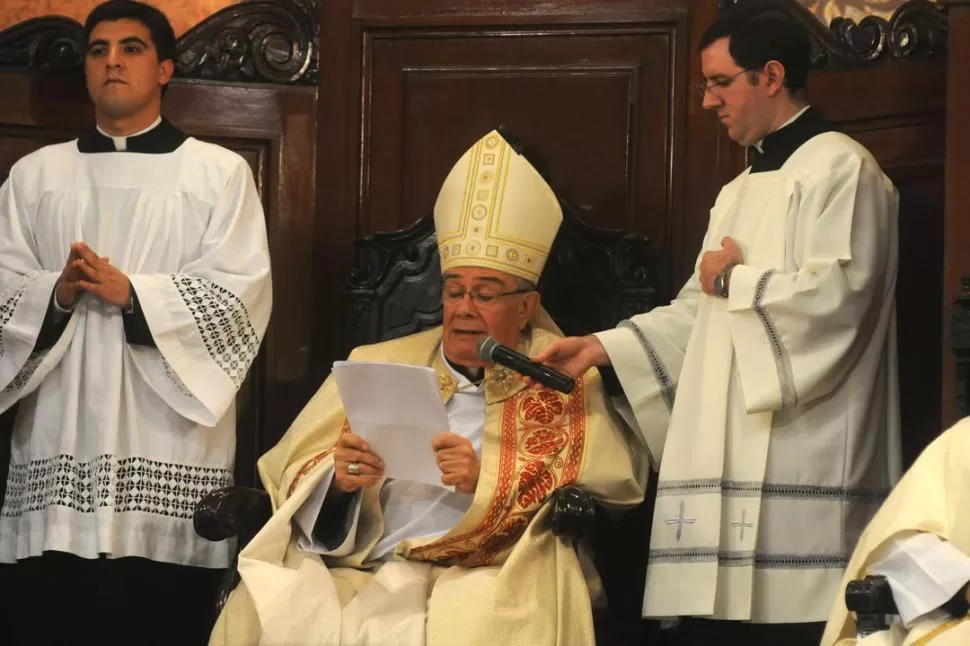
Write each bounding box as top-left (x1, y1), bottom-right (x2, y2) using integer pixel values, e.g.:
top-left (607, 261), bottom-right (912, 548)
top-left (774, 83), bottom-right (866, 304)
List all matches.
top-left (56, 242), bottom-right (132, 310)
top-left (699, 236), bottom-right (743, 296)
top-left (333, 430), bottom-right (480, 494)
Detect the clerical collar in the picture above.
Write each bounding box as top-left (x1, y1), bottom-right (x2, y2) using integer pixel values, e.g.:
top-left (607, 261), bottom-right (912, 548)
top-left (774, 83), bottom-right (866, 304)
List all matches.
top-left (441, 347), bottom-right (485, 390)
top-left (77, 116), bottom-right (188, 154)
top-left (753, 105), bottom-right (809, 154)
top-left (96, 116), bottom-right (161, 151)
top-left (748, 106), bottom-right (834, 174)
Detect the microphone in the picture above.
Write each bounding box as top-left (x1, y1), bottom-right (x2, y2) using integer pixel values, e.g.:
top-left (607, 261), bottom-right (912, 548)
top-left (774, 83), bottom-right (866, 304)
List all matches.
top-left (476, 336), bottom-right (576, 394)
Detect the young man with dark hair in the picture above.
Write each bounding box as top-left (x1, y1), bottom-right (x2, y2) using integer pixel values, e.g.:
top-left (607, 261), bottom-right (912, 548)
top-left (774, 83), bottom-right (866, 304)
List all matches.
top-left (698, 10), bottom-right (812, 95)
top-left (0, 1), bottom-right (272, 643)
top-left (85, 0), bottom-right (178, 70)
top-left (531, 9), bottom-right (901, 645)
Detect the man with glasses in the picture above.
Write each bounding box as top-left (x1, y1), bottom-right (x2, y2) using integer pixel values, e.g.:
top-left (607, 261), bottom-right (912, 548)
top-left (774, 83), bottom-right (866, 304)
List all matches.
top-left (530, 8), bottom-right (900, 646)
top-left (210, 130), bottom-right (647, 646)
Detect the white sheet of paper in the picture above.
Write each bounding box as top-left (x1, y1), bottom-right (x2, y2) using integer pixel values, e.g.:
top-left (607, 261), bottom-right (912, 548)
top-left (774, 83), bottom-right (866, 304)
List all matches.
top-left (332, 360), bottom-right (449, 488)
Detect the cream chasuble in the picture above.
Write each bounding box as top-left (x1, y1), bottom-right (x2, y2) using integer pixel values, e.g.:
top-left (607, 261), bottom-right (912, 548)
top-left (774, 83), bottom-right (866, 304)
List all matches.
top-left (596, 110), bottom-right (901, 623)
top-left (210, 316), bottom-right (648, 646)
top-left (823, 418), bottom-right (970, 646)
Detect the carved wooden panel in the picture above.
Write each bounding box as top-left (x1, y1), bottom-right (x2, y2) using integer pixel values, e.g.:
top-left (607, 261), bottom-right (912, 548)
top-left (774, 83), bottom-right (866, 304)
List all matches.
top-left (362, 29), bottom-right (674, 243)
top-left (314, 0), bottom-right (691, 382)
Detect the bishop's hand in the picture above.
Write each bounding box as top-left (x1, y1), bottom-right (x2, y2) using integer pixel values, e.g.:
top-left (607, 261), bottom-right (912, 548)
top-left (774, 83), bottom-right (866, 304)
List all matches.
top-left (333, 431), bottom-right (385, 493)
top-left (72, 242), bottom-right (133, 310)
top-left (432, 432), bottom-right (480, 494)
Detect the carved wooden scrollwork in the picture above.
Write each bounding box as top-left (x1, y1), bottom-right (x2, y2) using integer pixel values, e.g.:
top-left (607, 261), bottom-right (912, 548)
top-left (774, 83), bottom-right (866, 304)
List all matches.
top-left (0, 0), bottom-right (318, 85)
top-left (718, 0), bottom-right (948, 67)
top-left (176, 0), bottom-right (317, 85)
top-left (346, 215), bottom-right (445, 349)
top-left (0, 17), bottom-right (85, 71)
top-left (537, 202), bottom-right (659, 339)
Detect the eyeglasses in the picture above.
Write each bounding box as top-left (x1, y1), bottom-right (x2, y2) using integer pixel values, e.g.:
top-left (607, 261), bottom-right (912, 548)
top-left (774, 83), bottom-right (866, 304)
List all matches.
top-left (442, 286), bottom-right (534, 309)
top-left (692, 69), bottom-right (753, 100)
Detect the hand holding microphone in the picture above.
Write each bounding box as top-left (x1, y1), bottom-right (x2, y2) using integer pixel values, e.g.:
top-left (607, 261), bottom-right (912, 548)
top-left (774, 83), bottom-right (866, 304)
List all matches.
top-left (527, 335), bottom-right (611, 385)
top-left (476, 336), bottom-right (577, 394)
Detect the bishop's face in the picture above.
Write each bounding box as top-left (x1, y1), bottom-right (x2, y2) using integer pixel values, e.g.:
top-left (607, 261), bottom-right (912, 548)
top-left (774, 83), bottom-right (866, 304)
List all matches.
top-left (700, 36), bottom-right (771, 147)
top-left (84, 19), bottom-right (173, 129)
top-left (440, 266), bottom-right (540, 370)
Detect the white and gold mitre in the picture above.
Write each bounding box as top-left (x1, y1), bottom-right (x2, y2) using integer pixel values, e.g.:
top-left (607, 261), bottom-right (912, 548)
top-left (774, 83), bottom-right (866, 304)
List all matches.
top-left (433, 130), bottom-right (563, 284)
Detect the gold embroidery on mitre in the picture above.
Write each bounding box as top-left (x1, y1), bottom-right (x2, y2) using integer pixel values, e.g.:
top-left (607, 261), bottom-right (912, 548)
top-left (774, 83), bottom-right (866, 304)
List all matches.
top-left (433, 130), bottom-right (562, 283)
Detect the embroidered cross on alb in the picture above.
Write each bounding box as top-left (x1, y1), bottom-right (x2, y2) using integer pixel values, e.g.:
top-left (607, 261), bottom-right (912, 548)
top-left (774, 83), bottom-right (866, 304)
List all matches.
top-left (665, 500), bottom-right (696, 542)
top-left (731, 509), bottom-right (753, 541)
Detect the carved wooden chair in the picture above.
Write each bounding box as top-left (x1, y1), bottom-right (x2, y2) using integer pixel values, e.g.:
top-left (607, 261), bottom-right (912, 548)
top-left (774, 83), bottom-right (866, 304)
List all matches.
top-left (844, 575), bottom-right (899, 639)
top-left (193, 198), bottom-right (661, 643)
top-left (844, 568), bottom-right (967, 638)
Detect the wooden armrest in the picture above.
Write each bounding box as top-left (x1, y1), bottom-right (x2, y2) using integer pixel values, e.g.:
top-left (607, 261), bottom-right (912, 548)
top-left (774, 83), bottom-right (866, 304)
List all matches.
top-left (550, 485), bottom-right (598, 544)
top-left (193, 486), bottom-right (271, 542)
top-left (846, 575), bottom-right (898, 637)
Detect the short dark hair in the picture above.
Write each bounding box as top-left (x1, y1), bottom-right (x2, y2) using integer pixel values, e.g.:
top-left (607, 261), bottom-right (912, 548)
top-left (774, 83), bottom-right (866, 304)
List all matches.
top-left (84, 0), bottom-right (177, 65)
top-left (699, 11), bottom-right (812, 93)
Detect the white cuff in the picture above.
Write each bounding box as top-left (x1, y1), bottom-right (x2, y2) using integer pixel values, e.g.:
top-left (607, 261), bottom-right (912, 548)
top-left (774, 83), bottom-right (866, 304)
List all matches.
top-left (869, 532), bottom-right (970, 625)
top-left (52, 286), bottom-right (75, 315)
top-left (293, 468), bottom-right (363, 557)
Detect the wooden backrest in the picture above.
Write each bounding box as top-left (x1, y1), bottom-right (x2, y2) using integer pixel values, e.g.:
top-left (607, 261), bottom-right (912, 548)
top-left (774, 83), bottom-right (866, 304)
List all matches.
top-left (345, 200), bottom-right (662, 348)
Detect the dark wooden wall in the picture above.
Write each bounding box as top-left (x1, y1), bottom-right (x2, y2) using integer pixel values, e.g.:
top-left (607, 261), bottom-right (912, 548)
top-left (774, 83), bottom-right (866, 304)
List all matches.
top-left (942, 0), bottom-right (970, 430)
top-left (811, 60), bottom-right (947, 466)
top-left (0, 0), bottom-right (954, 491)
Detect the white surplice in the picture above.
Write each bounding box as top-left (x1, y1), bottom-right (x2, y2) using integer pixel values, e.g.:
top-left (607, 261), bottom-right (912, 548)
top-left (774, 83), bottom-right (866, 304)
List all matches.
top-left (597, 126), bottom-right (901, 622)
top-left (0, 121), bottom-right (272, 568)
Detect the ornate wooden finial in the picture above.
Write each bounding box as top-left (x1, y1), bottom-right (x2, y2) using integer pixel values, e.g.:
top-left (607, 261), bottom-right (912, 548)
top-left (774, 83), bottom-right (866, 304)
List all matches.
top-left (0, 17), bottom-right (85, 71)
top-left (176, 0), bottom-right (318, 85)
top-left (0, 0), bottom-right (319, 85)
top-left (712, 0), bottom-right (948, 67)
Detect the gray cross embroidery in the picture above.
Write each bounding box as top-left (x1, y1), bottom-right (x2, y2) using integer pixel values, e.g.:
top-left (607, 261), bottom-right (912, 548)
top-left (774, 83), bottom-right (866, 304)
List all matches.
top-left (665, 500), bottom-right (696, 542)
top-left (731, 509), bottom-right (753, 541)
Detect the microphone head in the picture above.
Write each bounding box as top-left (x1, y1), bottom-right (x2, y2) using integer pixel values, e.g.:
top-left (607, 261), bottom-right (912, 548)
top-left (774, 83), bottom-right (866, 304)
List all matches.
top-left (476, 336), bottom-right (499, 361)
